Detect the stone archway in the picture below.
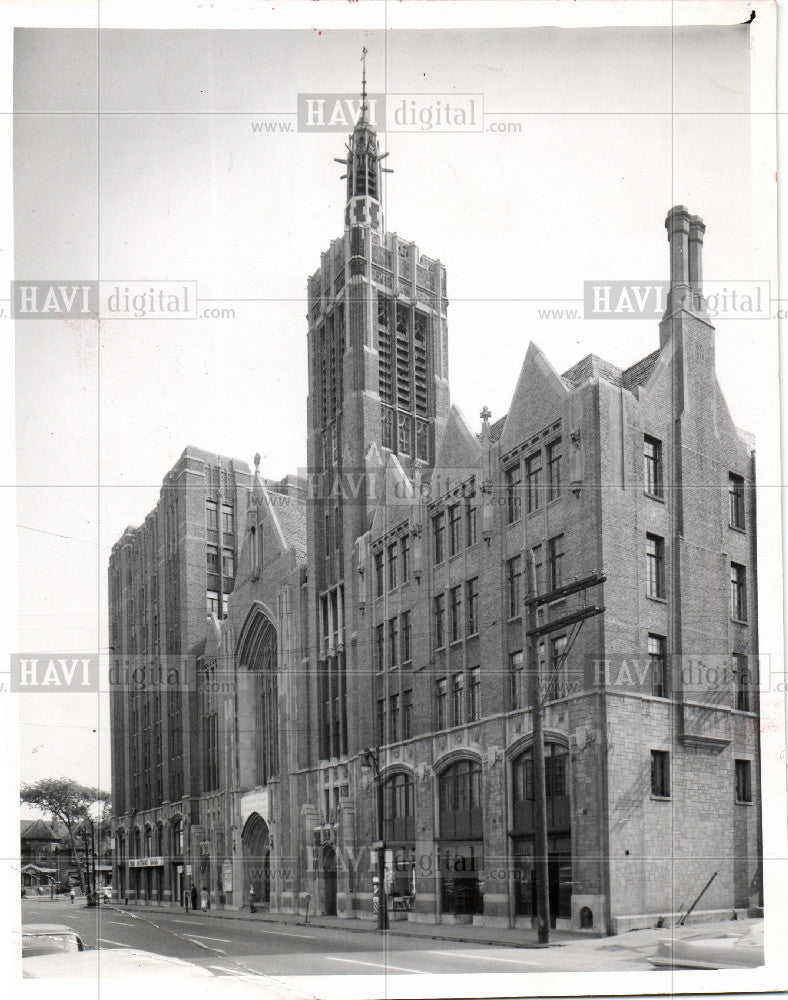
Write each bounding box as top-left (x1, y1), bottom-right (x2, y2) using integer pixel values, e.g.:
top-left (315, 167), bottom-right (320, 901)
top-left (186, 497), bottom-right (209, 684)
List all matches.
top-left (241, 812), bottom-right (270, 908)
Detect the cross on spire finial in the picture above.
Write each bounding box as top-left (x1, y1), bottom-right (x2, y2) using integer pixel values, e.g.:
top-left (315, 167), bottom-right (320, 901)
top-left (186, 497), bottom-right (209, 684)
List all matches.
top-left (480, 405), bottom-right (492, 429)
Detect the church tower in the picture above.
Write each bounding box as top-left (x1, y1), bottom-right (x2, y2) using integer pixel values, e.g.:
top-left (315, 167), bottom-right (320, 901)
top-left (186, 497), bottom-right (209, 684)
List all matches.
top-left (305, 54), bottom-right (450, 765)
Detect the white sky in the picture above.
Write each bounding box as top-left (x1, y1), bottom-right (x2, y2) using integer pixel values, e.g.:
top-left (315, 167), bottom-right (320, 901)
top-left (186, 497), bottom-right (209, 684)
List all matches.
top-left (13, 23), bottom-right (760, 798)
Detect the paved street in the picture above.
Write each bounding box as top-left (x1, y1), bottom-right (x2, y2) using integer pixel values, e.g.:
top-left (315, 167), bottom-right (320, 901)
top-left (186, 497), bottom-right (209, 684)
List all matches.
top-left (21, 896), bottom-right (662, 982)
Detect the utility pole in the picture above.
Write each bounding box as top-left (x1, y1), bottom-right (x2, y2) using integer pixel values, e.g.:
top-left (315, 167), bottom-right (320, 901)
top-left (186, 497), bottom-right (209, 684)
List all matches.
top-left (525, 570), bottom-right (605, 945)
top-left (363, 748), bottom-right (388, 931)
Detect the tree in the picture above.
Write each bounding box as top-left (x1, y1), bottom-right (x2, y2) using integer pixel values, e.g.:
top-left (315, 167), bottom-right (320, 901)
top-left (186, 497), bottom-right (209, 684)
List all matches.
top-left (20, 778), bottom-right (110, 895)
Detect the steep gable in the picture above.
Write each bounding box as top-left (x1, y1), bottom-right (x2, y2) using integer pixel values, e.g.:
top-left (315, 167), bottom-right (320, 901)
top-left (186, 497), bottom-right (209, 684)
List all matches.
top-left (370, 453), bottom-right (416, 540)
top-left (433, 404), bottom-right (482, 477)
top-left (498, 342), bottom-right (569, 454)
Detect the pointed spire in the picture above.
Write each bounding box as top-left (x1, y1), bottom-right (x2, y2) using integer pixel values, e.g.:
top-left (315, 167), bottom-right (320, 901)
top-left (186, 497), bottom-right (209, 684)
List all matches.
top-left (360, 46), bottom-right (369, 124)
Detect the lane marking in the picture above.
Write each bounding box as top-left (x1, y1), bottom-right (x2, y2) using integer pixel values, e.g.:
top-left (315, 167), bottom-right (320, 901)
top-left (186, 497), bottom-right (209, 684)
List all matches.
top-left (187, 934), bottom-right (232, 943)
top-left (184, 936), bottom-right (227, 955)
top-left (106, 919), bottom-right (135, 926)
top-left (255, 927), bottom-right (315, 940)
top-left (428, 948), bottom-right (538, 966)
top-left (97, 938), bottom-right (128, 947)
top-left (163, 918), bottom-right (201, 925)
top-left (324, 955), bottom-right (424, 974)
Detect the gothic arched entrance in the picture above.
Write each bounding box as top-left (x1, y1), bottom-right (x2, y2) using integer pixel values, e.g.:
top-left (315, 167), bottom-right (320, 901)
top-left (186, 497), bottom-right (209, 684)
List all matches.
top-left (241, 812), bottom-right (270, 909)
top-left (322, 845), bottom-right (337, 916)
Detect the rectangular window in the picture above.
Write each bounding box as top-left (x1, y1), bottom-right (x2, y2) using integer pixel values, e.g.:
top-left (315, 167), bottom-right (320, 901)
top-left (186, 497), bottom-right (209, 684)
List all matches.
top-left (388, 541), bottom-right (398, 590)
top-left (450, 585), bottom-right (462, 643)
top-left (466, 577), bottom-right (479, 636)
top-left (402, 690), bottom-right (412, 740)
top-left (389, 694), bottom-right (400, 743)
top-left (729, 473), bottom-right (745, 530)
top-left (644, 435), bottom-right (664, 498)
top-left (649, 633), bottom-right (668, 698)
top-left (221, 504), bottom-right (234, 534)
top-left (433, 511), bottom-right (445, 564)
top-left (468, 667), bottom-right (481, 722)
top-left (205, 500), bottom-right (218, 531)
top-left (525, 451), bottom-right (543, 513)
top-left (646, 533), bottom-right (665, 599)
top-left (531, 544), bottom-right (543, 597)
top-left (206, 544), bottom-right (219, 574)
top-left (507, 555), bottom-right (523, 619)
top-left (335, 504), bottom-right (342, 550)
top-left (324, 512), bottom-right (331, 557)
top-left (377, 699), bottom-right (386, 745)
top-left (388, 617), bottom-right (399, 668)
top-left (222, 548), bottom-right (234, 578)
top-left (451, 672), bottom-right (464, 727)
top-left (374, 550), bottom-right (384, 598)
top-left (400, 534), bottom-right (410, 582)
top-left (731, 562), bottom-right (748, 621)
top-left (547, 439), bottom-right (562, 501)
top-left (449, 504), bottom-right (462, 557)
top-left (651, 749), bottom-right (670, 798)
top-left (549, 634), bottom-right (568, 699)
top-left (734, 652), bottom-right (751, 711)
top-left (434, 594), bottom-right (446, 648)
top-left (510, 650), bottom-right (525, 709)
top-left (506, 464), bottom-right (522, 524)
top-left (401, 611), bottom-right (411, 664)
top-left (735, 759), bottom-right (752, 803)
top-left (548, 534), bottom-right (564, 592)
top-left (466, 492), bottom-right (478, 547)
top-left (374, 624), bottom-right (385, 672)
top-left (206, 590), bottom-right (219, 616)
top-left (435, 678), bottom-right (447, 729)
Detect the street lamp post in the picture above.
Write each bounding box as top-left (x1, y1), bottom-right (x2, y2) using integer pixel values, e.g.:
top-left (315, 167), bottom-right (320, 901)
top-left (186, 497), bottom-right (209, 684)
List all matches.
top-left (363, 748), bottom-right (388, 931)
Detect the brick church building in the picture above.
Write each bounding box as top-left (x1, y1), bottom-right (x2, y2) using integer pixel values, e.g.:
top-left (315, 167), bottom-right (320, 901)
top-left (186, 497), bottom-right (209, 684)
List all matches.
top-left (109, 96), bottom-right (762, 933)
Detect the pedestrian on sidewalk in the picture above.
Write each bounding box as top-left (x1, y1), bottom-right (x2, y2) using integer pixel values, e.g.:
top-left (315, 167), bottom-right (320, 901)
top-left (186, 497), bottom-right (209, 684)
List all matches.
top-left (248, 885), bottom-right (257, 914)
top-left (190, 884), bottom-right (198, 911)
top-left (200, 886), bottom-right (208, 913)
top-left (69, 888), bottom-right (75, 904)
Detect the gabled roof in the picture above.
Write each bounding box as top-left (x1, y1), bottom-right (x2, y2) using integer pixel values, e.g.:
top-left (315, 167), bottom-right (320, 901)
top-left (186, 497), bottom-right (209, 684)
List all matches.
top-left (433, 404), bottom-right (482, 476)
top-left (262, 487), bottom-right (307, 562)
top-left (498, 343), bottom-right (569, 454)
top-left (370, 453), bottom-right (417, 540)
top-left (20, 819), bottom-right (59, 843)
top-left (561, 348), bottom-right (662, 394)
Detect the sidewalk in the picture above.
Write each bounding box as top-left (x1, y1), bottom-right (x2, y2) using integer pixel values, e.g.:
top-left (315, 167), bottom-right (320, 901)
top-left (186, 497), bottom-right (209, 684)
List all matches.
top-left (109, 900), bottom-right (594, 948)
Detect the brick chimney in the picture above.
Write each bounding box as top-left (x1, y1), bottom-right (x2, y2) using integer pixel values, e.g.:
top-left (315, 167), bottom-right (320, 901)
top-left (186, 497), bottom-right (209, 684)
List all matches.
top-left (688, 214), bottom-right (705, 295)
top-left (665, 205), bottom-right (691, 304)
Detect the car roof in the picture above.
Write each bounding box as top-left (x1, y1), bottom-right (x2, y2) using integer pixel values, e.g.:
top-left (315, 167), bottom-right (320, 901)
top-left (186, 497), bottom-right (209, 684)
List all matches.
top-left (23, 949), bottom-right (215, 980)
top-left (22, 924), bottom-right (81, 935)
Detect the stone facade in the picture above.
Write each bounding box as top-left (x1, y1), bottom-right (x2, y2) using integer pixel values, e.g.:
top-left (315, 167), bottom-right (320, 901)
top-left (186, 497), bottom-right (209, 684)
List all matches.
top-left (109, 106), bottom-right (762, 933)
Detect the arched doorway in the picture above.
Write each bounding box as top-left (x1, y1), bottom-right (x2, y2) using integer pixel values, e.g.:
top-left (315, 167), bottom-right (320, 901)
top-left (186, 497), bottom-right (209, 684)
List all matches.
top-left (322, 845), bottom-right (337, 916)
top-left (241, 812), bottom-right (270, 909)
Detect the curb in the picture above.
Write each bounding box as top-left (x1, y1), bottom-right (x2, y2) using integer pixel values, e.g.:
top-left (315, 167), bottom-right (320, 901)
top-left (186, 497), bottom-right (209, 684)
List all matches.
top-left (108, 904), bottom-right (573, 949)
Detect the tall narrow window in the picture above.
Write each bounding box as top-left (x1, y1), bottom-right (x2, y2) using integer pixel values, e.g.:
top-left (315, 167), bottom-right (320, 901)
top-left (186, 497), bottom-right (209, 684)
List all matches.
top-left (434, 594), bottom-right (445, 648)
top-left (649, 633), bottom-right (668, 698)
top-left (374, 624), bottom-right (385, 672)
top-left (644, 435), bottom-right (664, 498)
top-left (401, 610), bottom-right (411, 664)
top-left (531, 544), bottom-right (543, 596)
top-left (388, 541), bottom-right (398, 590)
top-left (548, 634), bottom-right (568, 700)
top-left (468, 667), bottom-right (481, 722)
top-left (400, 534), bottom-right (410, 582)
top-left (433, 511), bottom-right (445, 564)
top-left (547, 439), bottom-right (562, 501)
top-left (222, 548), bottom-right (234, 578)
top-left (646, 533), bottom-right (665, 599)
top-left (651, 750), bottom-right (670, 798)
top-left (205, 500), bottom-right (218, 531)
top-left (734, 652), bottom-right (751, 711)
top-left (730, 562), bottom-right (748, 621)
top-left (510, 650), bottom-right (525, 709)
top-left (221, 504), bottom-right (234, 535)
top-left (450, 585), bottom-right (462, 643)
top-left (729, 473), bottom-right (745, 530)
top-left (525, 451), bottom-right (542, 514)
top-left (374, 550), bottom-right (384, 598)
top-left (451, 672), bottom-right (464, 727)
top-left (435, 678), bottom-right (447, 729)
top-left (206, 544), bottom-right (219, 574)
top-left (449, 504), bottom-right (462, 557)
top-left (548, 534), bottom-right (564, 592)
top-left (506, 464), bottom-right (522, 524)
top-left (402, 690), bottom-right (413, 740)
top-left (735, 759), bottom-right (752, 803)
top-left (388, 617), bottom-right (399, 668)
top-left (466, 492), bottom-right (478, 547)
top-left (389, 694), bottom-right (400, 743)
top-left (507, 555), bottom-right (523, 619)
top-left (377, 699), bottom-right (386, 745)
top-left (466, 577), bottom-right (479, 636)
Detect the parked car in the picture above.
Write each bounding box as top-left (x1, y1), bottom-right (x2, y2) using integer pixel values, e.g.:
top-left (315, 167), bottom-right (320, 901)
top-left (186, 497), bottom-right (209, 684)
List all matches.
top-left (22, 924), bottom-right (84, 959)
top-left (24, 948), bottom-right (221, 980)
top-left (650, 924), bottom-right (764, 970)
